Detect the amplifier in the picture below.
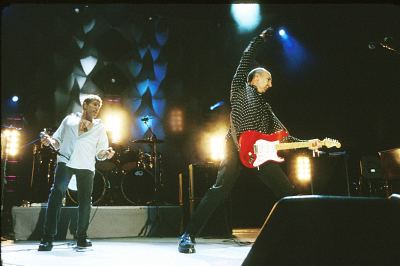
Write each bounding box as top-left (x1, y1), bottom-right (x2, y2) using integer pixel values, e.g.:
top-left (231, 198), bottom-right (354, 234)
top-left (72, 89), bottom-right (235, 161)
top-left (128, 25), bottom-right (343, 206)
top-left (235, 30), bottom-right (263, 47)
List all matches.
top-left (187, 163), bottom-right (232, 237)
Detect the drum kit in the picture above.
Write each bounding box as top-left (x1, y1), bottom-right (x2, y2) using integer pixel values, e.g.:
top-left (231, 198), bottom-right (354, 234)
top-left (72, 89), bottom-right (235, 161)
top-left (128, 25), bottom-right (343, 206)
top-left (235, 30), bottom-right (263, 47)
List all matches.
top-left (85, 136), bottom-right (165, 205)
top-left (31, 118), bottom-right (165, 206)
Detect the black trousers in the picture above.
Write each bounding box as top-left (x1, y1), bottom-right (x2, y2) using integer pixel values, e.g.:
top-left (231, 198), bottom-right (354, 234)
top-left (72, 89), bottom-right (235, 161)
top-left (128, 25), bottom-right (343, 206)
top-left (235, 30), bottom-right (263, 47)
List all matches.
top-left (42, 163), bottom-right (95, 239)
top-left (185, 138), bottom-right (296, 235)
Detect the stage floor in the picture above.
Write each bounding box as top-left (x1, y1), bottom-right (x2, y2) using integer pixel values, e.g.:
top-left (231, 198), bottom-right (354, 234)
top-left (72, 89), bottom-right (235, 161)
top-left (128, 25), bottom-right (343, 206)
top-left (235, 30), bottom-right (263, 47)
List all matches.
top-left (1, 230), bottom-right (258, 266)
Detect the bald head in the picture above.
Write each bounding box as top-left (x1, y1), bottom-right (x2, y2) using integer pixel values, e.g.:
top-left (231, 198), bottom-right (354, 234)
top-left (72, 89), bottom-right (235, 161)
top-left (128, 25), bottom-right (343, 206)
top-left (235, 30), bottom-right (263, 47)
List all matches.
top-left (247, 67), bottom-right (272, 94)
top-left (247, 67), bottom-right (270, 83)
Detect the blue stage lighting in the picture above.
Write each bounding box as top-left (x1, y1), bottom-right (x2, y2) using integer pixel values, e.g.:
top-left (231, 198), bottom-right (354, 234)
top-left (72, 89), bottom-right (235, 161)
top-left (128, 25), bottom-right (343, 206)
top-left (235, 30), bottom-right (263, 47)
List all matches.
top-left (230, 4), bottom-right (261, 33)
top-left (278, 29), bottom-right (308, 71)
top-left (210, 101), bottom-right (224, 111)
top-left (12, 96), bottom-right (19, 102)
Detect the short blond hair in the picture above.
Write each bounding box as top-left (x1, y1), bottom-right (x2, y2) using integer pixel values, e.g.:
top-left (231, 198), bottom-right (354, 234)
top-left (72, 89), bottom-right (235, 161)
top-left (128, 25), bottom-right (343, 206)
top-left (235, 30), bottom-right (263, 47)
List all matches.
top-left (83, 94), bottom-right (102, 107)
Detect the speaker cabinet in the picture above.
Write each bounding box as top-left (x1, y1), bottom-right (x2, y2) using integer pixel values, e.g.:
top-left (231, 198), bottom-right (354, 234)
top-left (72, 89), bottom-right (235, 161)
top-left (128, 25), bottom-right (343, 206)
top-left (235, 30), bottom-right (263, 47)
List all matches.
top-left (243, 195), bottom-right (400, 266)
top-left (287, 152), bottom-right (350, 196)
top-left (311, 155), bottom-right (350, 196)
top-left (187, 163), bottom-right (232, 237)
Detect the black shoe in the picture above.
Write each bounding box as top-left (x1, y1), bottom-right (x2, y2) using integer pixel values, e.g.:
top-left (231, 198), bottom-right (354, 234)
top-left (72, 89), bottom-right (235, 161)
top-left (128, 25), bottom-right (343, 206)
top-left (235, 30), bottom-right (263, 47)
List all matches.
top-left (38, 240), bottom-right (53, 251)
top-left (77, 238), bottom-right (92, 248)
top-left (178, 233), bottom-right (196, 254)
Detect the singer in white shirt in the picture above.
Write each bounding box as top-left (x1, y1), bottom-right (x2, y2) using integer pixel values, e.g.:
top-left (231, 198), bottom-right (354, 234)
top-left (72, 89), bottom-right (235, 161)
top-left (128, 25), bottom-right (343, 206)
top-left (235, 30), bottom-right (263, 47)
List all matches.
top-left (38, 94), bottom-right (115, 251)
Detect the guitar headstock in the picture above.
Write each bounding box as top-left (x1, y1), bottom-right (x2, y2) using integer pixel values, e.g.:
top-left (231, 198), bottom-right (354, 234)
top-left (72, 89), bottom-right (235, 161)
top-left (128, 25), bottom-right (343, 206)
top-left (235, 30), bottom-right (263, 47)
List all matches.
top-left (322, 138), bottom-right (341, 148)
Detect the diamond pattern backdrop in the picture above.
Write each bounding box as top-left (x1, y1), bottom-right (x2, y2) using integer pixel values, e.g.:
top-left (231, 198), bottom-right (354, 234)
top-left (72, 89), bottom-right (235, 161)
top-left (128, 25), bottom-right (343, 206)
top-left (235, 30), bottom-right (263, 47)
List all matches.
top-left (53, 6), bottom-right (169, 140)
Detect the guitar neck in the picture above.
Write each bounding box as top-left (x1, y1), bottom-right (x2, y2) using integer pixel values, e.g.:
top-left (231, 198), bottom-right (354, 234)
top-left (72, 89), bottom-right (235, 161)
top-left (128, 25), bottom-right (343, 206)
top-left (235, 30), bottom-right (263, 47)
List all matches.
top-left (276, 141), bottom-right (311, 151)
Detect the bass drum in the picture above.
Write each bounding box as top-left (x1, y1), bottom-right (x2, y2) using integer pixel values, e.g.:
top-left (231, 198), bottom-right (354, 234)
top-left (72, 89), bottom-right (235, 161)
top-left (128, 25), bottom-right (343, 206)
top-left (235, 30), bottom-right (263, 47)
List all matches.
top-left (67, 170), bottom-right (108, 206)
top-left (121, 167), bottom-right (155, 205)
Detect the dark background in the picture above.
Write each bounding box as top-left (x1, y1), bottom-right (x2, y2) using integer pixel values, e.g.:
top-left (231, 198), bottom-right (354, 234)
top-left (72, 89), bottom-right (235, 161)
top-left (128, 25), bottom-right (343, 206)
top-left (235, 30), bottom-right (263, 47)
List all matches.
top-left (2, 4), bottom-right (400, 228)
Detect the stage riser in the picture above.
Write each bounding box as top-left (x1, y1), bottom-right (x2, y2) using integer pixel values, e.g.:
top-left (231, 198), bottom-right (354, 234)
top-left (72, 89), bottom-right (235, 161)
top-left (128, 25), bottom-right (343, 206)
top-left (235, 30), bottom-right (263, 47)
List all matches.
top-left (12, 206), bottom-right (183, 240)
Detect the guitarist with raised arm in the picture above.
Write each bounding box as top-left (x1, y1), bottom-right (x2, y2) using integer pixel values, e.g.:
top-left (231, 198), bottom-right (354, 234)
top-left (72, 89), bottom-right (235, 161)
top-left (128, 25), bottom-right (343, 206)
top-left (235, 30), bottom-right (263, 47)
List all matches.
top-left (178, 27), bottom-right (339, 254)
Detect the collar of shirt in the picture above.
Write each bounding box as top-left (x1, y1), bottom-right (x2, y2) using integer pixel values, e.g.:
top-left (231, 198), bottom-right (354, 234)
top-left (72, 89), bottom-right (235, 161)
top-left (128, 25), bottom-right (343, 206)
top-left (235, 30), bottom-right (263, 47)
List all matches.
top-left (75, 112), bottom-right (101, 126)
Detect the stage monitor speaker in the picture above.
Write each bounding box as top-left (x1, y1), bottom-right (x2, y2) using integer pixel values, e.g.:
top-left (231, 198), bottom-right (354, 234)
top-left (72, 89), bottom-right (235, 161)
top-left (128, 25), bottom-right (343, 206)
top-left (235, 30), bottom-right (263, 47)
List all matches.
top-left (188, 163), bottom-right (232, 237)
top-left (242, 195), bottom-right (400, 266)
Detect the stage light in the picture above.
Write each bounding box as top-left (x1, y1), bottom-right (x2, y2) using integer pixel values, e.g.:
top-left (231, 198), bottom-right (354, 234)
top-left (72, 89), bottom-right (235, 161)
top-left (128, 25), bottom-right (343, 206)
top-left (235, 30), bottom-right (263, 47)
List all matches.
top-left (12, 96), bottom-right (19, 102)
top-left (210, 101), bottom-right (224, 111)
top-left (168, 108), bottom-right (184, 133)
top-left (1, 128), bottom-right (21, 157)
top-left (278, 28), bottom-right (288, 40)
top-left (200, 129), bottom-right (227, 162)
top-left (103, 113), bottom-right (123, 143)
top-left (230, 3), bottom-right (261, 33)
top-left (295, 156), bottom-right (311, 182)
top-left (74, 8), bottom-right (80, 14)
top-left (277, 27), bottom-right (307, 70)
top-left (100, 103), bottom-right (129, 144)
top-left (279, 29), bottom-right (287, 38)
top-left (210, 135), bottom-right (225, 161)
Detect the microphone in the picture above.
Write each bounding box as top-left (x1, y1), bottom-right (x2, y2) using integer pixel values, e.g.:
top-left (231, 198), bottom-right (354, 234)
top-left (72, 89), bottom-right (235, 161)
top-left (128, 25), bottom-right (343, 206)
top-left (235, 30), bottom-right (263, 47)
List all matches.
top-left (39, 131), bottom-right (55, 149)
top-left (40, 131), bottom-right (70, 160)
top-left (40, 131), bottom-right (57, 151)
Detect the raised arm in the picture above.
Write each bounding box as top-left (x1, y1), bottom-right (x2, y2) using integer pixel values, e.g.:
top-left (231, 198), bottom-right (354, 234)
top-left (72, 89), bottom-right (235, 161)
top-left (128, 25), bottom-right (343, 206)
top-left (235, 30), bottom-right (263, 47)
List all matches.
top-left (231, 27), bottom-right (274, 99)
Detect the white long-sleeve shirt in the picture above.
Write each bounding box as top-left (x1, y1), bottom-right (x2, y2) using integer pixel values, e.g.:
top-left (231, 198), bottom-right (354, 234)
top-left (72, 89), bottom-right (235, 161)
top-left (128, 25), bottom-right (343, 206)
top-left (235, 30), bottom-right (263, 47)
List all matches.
top-left (52, 112), bottom-right (109, 172)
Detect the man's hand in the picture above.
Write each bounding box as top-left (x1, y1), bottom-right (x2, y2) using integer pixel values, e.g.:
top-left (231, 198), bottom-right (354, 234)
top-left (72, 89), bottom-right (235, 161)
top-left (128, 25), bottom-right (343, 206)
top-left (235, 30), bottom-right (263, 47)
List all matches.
top-left (40, 133), bottom-right (51, 146)
top-left (99, 147), bottom-right (115, 160)
top-left (308, 139), bottom-right (322, 150)
top-left (40, 132), bottom-right (59, 149)
top-left (260, 27), bottom-right (274, 41)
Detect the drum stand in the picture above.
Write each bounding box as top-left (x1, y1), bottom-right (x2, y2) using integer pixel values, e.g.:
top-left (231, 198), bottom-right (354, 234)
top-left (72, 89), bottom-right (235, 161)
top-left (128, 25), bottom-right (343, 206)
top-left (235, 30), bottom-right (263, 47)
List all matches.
top-left (140, 118), bottom-right (164, 205)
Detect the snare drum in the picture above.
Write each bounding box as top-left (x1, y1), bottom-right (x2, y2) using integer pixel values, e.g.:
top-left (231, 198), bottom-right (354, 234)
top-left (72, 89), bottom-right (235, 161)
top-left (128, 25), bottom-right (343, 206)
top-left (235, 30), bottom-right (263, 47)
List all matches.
top-left (119, 148), bottom-right (141, 172)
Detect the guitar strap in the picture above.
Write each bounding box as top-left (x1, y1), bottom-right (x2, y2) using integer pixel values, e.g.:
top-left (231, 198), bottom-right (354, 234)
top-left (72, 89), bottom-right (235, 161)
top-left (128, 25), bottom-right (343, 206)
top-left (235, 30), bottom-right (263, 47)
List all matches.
top-left (230, 114), bottom-right (240, 151)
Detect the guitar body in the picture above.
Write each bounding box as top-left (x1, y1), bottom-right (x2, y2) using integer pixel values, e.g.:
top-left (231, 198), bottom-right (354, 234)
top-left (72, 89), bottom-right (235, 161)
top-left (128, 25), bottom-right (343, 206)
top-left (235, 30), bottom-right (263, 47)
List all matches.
top-left (239, 130), bottom-right (289, 168)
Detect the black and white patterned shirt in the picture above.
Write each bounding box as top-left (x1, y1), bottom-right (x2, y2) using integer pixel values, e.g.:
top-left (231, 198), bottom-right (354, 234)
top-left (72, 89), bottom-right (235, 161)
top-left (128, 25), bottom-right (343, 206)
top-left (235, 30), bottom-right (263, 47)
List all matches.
top-left (227, 35), bottom-right (302, 146)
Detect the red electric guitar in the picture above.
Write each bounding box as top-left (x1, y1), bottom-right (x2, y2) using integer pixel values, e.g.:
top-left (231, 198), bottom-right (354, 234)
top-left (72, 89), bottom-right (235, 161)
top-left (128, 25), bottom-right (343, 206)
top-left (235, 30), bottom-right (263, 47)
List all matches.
top-left (239, 130), bottom-right (341, 168)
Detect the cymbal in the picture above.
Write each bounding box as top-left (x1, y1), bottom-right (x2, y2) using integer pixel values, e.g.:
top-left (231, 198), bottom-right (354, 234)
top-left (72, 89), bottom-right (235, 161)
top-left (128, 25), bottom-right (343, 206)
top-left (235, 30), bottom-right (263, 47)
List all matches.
top-left (131, 139), bottom-right (164, 144)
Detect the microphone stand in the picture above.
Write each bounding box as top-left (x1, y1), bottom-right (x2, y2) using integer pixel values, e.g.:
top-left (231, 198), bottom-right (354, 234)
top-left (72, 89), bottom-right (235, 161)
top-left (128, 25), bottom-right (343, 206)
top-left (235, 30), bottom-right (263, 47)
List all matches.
top-left (142, 119), bottom-right (162, 205)
top-left (1, 144), bottom-right (8, 212)
top-left (139, 118), bottom-right (165, 236)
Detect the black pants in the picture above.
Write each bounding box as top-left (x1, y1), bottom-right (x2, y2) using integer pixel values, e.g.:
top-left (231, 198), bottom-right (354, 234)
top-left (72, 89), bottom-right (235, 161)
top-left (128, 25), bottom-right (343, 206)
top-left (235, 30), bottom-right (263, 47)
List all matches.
top-left (185, 138), bottom-right (295, 235)
top-left (42, 163), bottom-right (94, 239)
